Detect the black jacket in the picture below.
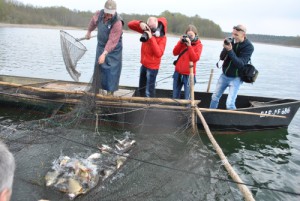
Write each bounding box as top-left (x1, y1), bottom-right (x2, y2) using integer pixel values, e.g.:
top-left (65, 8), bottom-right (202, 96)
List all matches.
top-left (220, 38), bottom-right (254, 77)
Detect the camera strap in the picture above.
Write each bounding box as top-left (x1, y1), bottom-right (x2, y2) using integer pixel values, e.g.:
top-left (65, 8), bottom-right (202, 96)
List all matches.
top-left (174, 48), bottom-right (188, 63)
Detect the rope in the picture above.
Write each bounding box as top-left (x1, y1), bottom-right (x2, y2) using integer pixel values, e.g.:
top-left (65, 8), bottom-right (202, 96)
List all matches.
top-left (95, 113), bottom-right (100, 135)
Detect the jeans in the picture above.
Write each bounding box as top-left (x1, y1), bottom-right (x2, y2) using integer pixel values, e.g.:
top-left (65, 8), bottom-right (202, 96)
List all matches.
top-left (210, 73), bottom-right (242, 109)
top-left (172, 71), bottom-right (196, 100)
top-left (139, 65), bottom-right (158, 97)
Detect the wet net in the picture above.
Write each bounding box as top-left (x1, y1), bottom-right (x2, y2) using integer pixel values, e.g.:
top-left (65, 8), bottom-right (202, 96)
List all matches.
top-left (60, 30), bottom-right (87, 82)
top-left (0, 31), bottom-right (242, 201)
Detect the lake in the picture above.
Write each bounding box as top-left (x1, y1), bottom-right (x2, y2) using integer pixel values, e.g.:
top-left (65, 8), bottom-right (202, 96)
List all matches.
top-left (0, 26), bottom-right (300, 201)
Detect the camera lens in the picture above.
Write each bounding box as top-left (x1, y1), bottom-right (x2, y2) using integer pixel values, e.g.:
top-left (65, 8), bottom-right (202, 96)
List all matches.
top-left (224, 37), bottom-right (232, 45)
top-left (181, 35), bottom-right (188, 43)
top-left (140, 32), bottom-right (149, 42)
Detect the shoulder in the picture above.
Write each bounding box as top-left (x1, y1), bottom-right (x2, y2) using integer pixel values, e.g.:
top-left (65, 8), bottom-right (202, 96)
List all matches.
top-left (115, 13), bottom-right (124, 26)
top-left (241, 39), bottom-right (254, 51)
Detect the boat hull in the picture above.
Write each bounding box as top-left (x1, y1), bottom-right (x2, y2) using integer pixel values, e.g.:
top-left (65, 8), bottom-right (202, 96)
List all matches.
top-left (0, 75), bottom-right (299, 132)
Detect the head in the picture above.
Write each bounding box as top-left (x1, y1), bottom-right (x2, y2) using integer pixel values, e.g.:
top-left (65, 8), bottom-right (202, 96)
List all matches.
top-left (147, 17), bottom-right (158, 32)
top-left (185, 24), bottom-right (198, 41)
top-left (104, 0), bottom-right (117, 20)
top-left (232, 24), bottom-right (247, 43)
top-left (0, 141), bottom-right (15, 201)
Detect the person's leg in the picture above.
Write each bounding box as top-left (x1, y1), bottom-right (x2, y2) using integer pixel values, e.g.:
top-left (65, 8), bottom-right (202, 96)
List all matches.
top-left (172, 71), bottom-right (183, 99)
top-left (138, 65), bottom-right (147, 97)
top-left (183, 75), bottom-right (191, 100)
top-left (146, 68), bottom-right (158, 97)
top-left (210, 74), bottom-right (229, 109)
top-left (226, 77), bottom-right (242, 109)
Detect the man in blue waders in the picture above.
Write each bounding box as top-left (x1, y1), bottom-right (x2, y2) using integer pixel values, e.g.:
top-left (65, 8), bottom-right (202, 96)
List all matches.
top-left (85, 0), bottom-right (123, 96)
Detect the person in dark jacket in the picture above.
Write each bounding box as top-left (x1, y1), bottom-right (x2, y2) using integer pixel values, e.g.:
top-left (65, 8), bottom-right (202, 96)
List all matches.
top-left (210, 24), bottom-right (254, 109)
top-left (0, 141), bottom-right (15, 201)
top-left (128, 17), bottom-right (167, 97)
top-left (85, 0), bottom-right (123, 96)
top-left (172, 24), bottom-right (203, 100)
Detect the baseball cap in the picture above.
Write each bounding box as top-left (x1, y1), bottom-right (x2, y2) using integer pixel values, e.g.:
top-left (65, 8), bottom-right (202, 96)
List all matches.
top-left (104, 0), bottom-right (116, 15)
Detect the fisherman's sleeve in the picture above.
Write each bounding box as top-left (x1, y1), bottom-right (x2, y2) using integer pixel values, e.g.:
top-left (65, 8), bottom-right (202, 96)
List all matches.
top-left (87, 11), bottom-right (100, 32)
top-left (104, 21), bottom-right (123, 53)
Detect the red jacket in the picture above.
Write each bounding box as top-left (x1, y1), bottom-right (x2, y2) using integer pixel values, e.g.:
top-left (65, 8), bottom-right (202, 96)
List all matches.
top-left (128, 18), bottom-right (167, 70)
top-left (173, 39), bottom-right (203, 75)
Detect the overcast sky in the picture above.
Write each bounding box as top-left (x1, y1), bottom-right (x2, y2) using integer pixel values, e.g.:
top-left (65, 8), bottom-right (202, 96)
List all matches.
top-left (16, 0), bottom-right (300, 36)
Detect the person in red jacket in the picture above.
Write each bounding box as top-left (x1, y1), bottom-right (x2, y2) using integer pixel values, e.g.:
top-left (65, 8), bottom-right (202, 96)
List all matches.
top-left (128, 17), bottom-right (167, 97)
top-left (172, 25), bottom-right (203, 99)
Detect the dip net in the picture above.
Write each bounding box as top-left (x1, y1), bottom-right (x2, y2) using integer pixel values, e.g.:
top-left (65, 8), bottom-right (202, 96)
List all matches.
top-left (60, 30), bottom-right (87, 82)
top-left (0, 31), bottom-right (240, 201)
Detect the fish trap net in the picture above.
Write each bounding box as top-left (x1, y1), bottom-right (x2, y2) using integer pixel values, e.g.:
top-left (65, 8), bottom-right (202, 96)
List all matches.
top-left (0, 30), bottom-right (240, 200)
top-left (60, 30), bottom-right (87, 82)
top-left (0, 104), bottom-right (239, 201)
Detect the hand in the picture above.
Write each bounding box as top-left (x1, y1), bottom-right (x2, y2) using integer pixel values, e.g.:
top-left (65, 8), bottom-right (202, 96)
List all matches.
top-left (98, 52), bottom-right (107, 64)
top-left (85, 32), bottom-right (92, 40)
top-left (223, 43), bottom-right (232, 51)
top-left (144, 30), bottom-right (152, 39)
top-left (185, 38), bottom-right (191, 46)
top-left (140, 22), bottom-right (150, 31)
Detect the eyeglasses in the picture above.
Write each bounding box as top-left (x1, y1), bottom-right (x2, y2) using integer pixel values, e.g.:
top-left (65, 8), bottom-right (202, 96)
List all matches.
top-left (233, 26), bottom-right (245, 32)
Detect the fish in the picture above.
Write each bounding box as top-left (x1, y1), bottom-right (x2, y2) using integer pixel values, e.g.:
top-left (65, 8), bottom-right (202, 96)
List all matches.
top-left (87, 152), bottom-right (101, 160)
top-left (45, 171), bottom-right (61, 186)
top-left (114, 136), bottom-right (128, 145)
top-left (101, 168), bottom-right (115, 180)
top-left (68, 178), bottom-right (83, 199)
top-left (115, 140), bottom-right (136, 153)
top-left (116, 156), bottom-right (127, 169)
top-left (59, 156), bottom-right (71, 167)
top-left (98, 144), bottom-right (114, 154)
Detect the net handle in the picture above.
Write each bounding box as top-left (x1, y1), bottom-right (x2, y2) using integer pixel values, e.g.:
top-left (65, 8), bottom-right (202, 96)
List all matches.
top-left (77, 35), bottom-right (97, 42)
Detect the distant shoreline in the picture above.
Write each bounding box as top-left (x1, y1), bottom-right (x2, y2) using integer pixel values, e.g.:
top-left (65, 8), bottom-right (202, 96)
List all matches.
top-left (0, 23), bottom-right (81, 30)
top-left (1, 23), bottom-right (298, 48)
top-left (0, 22), bottom-right (221, 40)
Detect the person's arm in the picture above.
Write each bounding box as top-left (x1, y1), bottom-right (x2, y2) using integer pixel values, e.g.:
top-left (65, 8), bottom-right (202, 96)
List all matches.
top-left (86, 11), bottom-right (100, 39)
top-left (98, 21), bottom-right (122, 64)
top-left (104, 21), bottom-right (123, 53)
top-left (188, 42), bottom-right (203, 62)
top-left (173, 41), bottom-right (186, 56)
top-left (127, 20), bottom-right (144, 34)
top-left (148, 37), bottom-right (167, 58)
top-left (227, 43), bottom-right (254, 69)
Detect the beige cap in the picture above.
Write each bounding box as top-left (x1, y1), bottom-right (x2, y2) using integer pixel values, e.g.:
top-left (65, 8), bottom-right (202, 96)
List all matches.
top-left (104, 0), bottom-right (117, 15)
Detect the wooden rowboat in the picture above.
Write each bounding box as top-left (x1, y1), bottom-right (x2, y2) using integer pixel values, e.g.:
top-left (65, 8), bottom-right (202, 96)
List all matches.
top-left (0, 74), bottom-right (299, 132)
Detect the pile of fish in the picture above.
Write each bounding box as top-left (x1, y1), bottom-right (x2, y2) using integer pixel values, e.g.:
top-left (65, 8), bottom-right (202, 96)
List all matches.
top-left (44, 136), bottom-right (136, 200)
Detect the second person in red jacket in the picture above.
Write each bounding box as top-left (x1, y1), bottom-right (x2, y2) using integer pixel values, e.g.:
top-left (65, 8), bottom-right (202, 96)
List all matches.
top-left (172, 25), bottom-right (203, 100)
top-left (128, 17), bottom-right (167, 97)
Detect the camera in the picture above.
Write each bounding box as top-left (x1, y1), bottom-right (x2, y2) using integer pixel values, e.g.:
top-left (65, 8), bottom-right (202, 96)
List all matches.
top-left (140, 23), bottom-right (164, 42)
top-left (140, 32), bottom-right (149, 42)
top-left (224, 37), bottom-right (233, 45)
top-left (181, 34), bottom-right (188, 43)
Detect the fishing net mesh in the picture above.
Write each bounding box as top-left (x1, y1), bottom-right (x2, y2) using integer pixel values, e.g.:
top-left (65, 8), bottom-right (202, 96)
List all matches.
top-left (0, 31), bottom-right (241, 201)
top-left (60, 30), bottom-right (87, 82)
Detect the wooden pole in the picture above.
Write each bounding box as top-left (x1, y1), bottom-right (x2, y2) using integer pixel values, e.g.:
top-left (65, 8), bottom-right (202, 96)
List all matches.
top-left (198, 107), bottom-right (286, 118)
top-left (0, 81), bottom-right (198, 105)
top-left (195, 107), bottom-right (255, 201)
top-left (189, 61), bottom-right (196, 131)
top-left (207, 69), bottom-right (214, 93)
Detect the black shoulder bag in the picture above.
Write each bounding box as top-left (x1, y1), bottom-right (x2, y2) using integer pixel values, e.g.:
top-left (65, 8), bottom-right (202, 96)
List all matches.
top-left (240, 59), bottom-right (259, 83)
top-left (173, 48), bottom-right (188, 65)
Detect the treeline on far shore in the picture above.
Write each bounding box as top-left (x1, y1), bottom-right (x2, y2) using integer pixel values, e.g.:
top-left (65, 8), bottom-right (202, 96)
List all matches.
top-left (1, 0), bottom-right (300, 47)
